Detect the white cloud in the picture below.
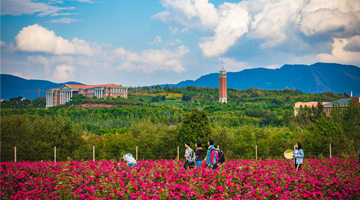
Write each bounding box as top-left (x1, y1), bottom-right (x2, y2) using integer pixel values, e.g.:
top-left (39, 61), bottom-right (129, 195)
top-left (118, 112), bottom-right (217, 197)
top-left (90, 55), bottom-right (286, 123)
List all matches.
top-left (199, 3), bottom-right (250, 57)
top-left (28, 55), bottom-right (51, 72)
top-left (317, 36), bottom-right (360, 64)
top-left (15, 24), bottom-right (93, 55)
top-left (150, 36), bottom-right (162, 44)
top-left (219, 57), bottom-right (248, 71)
top-left (12, 72), bottom-right (26, 79)
top-left (154, 0), bottom-right (360, 58)
top-left (263, 64), bottom-right (281, 69)
top-left (113, 45), bottom-right (190, 73)
top-left (27, 55), bottom-right (75, 73)
top-left (159, 0), bottom-right (219, 30)
top-left (76, 0), bottom-right (94, 3)
top-left (343, 35), bottom-right (360, 52)
top-left (3, 23), bottom-right (190, 84)
top-left (248, 0), bottom-right (302, 48)
top-left (1, 0), bottom-right (75, 16)
top-left (220, 57), bottom-right (282, 71)
top-left (180, 28), bottom-right (189, 33)
top-left (0, 41), bottom-right (6, 47)
top-left (52, 64), bottom-right (76, 81)
top-left (49, 18), bottom-right (78, 23)
top-left (165, 38), bottom-right (182, 46)
top-left (168, 26), bottom-right (178, 34)
top-left (151, 11), bottom-right (171, 22)
top-left (48, 0), bottom-right (64, 4)
top-left (50, 13), bottom-right (72, 17)
top-left (299, 8), bottom-right (360, 37)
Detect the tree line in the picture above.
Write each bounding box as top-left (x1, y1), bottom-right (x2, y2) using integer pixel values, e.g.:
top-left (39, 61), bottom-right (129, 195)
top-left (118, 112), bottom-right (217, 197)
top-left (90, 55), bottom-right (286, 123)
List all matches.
top-left (129, 86), bottom-right (348, 104)
top-left (1, 100), bottom-right (359, 162)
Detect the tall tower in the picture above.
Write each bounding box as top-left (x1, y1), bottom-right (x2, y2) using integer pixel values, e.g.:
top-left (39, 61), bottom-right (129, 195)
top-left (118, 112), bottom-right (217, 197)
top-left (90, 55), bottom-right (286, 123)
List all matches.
top-left (219, 66), bottom-right (227, 103)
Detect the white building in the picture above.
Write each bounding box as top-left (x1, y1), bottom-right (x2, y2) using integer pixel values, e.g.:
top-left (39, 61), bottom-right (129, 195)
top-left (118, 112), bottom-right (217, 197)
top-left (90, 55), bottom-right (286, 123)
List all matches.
top-left (46, 84), bottom-right (128, 108)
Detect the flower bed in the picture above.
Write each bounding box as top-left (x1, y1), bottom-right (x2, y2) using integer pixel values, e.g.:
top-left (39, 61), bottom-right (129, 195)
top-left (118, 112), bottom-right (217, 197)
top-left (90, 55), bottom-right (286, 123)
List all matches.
top-left (1, 157), bottom-right (359, 199)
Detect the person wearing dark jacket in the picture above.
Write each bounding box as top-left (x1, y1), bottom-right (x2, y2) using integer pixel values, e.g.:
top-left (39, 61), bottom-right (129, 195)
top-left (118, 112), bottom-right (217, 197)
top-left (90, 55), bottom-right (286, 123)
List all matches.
top-left (195, 141), bottom-right (203, 169)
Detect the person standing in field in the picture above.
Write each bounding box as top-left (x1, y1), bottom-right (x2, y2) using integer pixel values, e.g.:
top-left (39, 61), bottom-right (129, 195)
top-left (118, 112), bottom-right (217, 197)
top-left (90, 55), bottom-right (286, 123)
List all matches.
top-left (123, 153), bottom-right (137, 167)
top-left (358, 147), bottom-right (360, 163)
top-left (184, 142), bottom-right (195, 169)
top-left (215, 145), bottom-right (225, 165)
top-left (195, 141), bottom-right (203, 169)
top-left (206, 139), bottom-right (218, 170)
top-left (292, 142), bottom-right (304, 170)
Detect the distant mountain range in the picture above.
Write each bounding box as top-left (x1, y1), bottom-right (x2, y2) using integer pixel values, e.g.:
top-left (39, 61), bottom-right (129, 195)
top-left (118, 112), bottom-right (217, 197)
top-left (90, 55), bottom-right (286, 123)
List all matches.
top-left (1, 62), bottom-right (359, 100)
top-left (0, 74), bottom-right (84, 100)
top-left (158, 62), bottom-right (360, 96)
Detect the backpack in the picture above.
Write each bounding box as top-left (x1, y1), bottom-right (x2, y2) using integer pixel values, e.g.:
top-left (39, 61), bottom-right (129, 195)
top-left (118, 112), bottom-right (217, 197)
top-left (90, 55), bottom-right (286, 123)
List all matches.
top-left (212, 149), bottom-right (218, 164)
top-left (188, 149), bottom-right (196, 163)
top-left (217, 150), bottom-right (225, 163)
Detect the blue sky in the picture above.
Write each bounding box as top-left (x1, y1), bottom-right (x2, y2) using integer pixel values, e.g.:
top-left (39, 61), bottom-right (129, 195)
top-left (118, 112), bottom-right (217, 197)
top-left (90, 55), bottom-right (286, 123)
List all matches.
top-left (1, 0), bottom-right (360, 87)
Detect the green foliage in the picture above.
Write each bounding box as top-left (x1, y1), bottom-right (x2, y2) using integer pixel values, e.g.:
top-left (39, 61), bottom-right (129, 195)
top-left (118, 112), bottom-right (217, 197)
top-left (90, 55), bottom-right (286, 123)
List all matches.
top-left (179, 108), bottom-right (212, 151)
top-left (51, 94), bottom-right (143, 108)
top-left (181, 94), bottom-right (191, 101)
top-left (233, 126), bottom-right (256, 159)
top-left (1, 114), bottom-right (83, 161)
top-left (151, 97), bottom-right (160, 102)
top-left (1, 87), bottom-right (357, 162)
top-left (1, 96), bottom-right (45, 109)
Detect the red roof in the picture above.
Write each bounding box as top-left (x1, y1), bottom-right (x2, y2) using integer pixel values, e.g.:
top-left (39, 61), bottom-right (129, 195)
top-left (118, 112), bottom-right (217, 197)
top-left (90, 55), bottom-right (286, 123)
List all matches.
top-left (50, 84), bottom-right (122, 90)
top-left (300, 102), bottom-right (330, 107)
top-left (67, 84), bottom-right (122, 88)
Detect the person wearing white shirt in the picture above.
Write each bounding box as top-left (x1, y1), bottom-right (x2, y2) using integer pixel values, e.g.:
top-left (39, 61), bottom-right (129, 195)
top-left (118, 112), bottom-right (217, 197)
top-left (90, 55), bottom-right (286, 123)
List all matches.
top-left (123, 153), bottom-right (137, 167)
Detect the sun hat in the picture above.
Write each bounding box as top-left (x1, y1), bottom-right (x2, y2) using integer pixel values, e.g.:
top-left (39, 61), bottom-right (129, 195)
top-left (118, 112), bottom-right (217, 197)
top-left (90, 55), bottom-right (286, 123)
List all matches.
top-left (284, 149), bottom-right (293, 159)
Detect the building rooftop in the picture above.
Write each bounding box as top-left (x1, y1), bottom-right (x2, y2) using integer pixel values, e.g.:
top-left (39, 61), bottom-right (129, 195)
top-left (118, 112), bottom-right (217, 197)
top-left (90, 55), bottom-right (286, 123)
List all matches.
top-left (67, 84), bottom-right (122, 88)
top-left (323, 99), bottom-right (351, 107)
top-left (49, 84), bottom-right (123, 90)
top-left (295, 101), bottom-right (330, 108)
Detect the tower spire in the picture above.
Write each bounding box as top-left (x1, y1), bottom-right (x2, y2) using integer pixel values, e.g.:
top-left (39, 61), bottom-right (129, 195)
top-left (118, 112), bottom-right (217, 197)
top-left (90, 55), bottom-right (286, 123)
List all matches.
top-left (221, 65), bottom-right (225, 71)
top-left (219, 65), bottom-right (227, 103)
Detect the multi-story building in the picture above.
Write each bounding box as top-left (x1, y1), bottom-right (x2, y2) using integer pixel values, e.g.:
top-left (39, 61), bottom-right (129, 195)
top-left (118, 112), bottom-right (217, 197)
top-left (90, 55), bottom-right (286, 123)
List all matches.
top-left (294, 101), bottom-right (330, 116)
top-left (46, 84), bottom-right (128, 108)
top-left (219, 66), bottom-right (227, 103)
top-left (294, 97), bottom-right (360, 117)
top-left (323, 97), bottom-right (360, 116)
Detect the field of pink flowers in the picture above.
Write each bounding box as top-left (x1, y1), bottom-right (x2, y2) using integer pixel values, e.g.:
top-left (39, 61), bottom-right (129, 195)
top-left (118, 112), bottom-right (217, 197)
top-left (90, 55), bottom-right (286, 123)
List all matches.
top-left (1, 157), bottom-right (360, 200)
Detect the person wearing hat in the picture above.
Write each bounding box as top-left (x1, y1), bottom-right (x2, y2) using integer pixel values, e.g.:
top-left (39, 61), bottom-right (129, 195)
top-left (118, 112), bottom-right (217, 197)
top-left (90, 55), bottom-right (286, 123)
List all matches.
top-left (123, 153), bottom-right (137, 167)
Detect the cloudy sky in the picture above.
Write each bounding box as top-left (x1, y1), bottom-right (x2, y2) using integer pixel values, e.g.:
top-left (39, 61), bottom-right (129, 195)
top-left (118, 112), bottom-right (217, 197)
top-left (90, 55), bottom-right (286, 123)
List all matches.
top-left (1, 0), bottom-right (360, 86)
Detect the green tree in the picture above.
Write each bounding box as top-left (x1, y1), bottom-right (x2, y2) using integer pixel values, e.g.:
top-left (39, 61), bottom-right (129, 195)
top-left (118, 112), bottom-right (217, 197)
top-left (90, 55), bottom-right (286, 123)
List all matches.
top-left (182, 94), bottom-right (191, 102)
top-left (233, 126), bottom-right (256, 159)
top-left (178, 108), bottom-right (212, 152)
top-left (151, 97), bottom-right (159, 102)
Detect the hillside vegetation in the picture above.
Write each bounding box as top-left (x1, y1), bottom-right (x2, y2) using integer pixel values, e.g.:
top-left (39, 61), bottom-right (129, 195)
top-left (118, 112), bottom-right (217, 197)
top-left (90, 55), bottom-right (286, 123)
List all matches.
top-left (1, 87), bottom-right (358, 161)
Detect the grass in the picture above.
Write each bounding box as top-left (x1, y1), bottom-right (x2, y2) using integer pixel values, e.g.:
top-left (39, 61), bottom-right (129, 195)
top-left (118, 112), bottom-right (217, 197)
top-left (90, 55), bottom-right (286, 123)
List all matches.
top-left (129, 94), bottom-right (185, 107)
top-left (153, 99), bottom-right (184, 107)
top-left (129, 95), bottom-right (152, 101)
